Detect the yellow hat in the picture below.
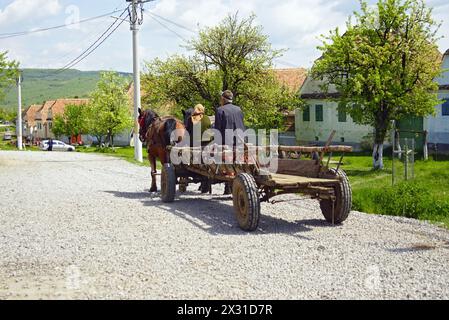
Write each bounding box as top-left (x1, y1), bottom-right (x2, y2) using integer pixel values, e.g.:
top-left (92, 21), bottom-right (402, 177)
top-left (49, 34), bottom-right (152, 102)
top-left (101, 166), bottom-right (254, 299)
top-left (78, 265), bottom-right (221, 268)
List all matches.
top-left (191, 104), bottom-right (205, 124)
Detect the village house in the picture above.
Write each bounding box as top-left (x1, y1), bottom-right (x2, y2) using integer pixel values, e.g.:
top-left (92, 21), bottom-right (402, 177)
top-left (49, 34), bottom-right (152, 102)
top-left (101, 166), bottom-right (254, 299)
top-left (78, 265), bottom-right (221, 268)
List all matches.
top-left (24, 99), bottom-right (89, 143)
top-left (273, 68), bottom-right (308, 145)
top-left (296, 49), bottom-right (449, 151)
top-left (430, 49), bottom-right (449, 152)
top-left (22, 104), bottom-right (42, 139)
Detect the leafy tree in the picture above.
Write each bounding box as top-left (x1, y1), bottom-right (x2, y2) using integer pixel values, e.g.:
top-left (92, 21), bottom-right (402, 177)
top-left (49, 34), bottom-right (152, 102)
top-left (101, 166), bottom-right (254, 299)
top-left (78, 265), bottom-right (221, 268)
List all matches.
top-left (88, 72), bottom-right (132, 147)
top-left (312, 0), bottom-right (442, 169)
top-left (142, 13), bottom-right (303, 128)
top-left (52, 104), bottom-right (87, 141)
top-left (84, 103), bottom-right (105, 146)
top-left (0, 107), bottom-right (17, 123)
top-left (0, 51), bottom-right (18, 102)
top-left (51, 114), bottom-right (67, 139)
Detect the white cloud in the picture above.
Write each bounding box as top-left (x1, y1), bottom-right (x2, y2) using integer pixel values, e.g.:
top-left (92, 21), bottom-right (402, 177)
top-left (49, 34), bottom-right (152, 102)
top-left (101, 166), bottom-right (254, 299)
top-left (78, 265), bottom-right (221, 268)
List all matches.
top-left (0, 0), bottom-right (62, 27)
top-left (1, 0), bottom-right (448, 71)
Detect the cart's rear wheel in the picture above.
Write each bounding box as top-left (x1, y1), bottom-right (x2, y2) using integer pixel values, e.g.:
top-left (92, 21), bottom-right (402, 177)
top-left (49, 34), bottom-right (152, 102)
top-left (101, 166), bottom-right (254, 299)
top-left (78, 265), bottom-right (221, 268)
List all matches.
top-left (232, 173), bottom-right (260, 231)
top-left (319, 168), bottom-right (351, 224)
top-left (161, 164), bottom-right (176, 203)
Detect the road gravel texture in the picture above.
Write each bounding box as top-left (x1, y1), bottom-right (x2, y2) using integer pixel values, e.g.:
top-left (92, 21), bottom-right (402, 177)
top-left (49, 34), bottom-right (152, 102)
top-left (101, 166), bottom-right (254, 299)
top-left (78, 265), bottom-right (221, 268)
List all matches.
top-left (0, 151), bottom-right (448, 299)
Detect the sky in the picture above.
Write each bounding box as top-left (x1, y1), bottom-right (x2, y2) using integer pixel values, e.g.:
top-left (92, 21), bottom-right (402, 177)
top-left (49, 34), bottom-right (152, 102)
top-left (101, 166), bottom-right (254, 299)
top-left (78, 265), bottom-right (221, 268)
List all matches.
top-left (0, 0), bottom-right (448, 73)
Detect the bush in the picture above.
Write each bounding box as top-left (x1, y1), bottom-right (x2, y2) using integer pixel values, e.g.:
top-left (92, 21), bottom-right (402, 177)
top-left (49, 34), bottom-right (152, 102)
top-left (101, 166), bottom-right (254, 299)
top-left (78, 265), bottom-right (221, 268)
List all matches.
top-left (358, 181), bottom-right (449, 221)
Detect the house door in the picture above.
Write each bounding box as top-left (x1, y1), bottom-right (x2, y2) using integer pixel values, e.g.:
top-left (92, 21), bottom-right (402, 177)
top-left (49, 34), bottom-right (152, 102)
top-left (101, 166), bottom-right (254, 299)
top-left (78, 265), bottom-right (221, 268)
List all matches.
top-left (397, 115), bottom-right (424, 151)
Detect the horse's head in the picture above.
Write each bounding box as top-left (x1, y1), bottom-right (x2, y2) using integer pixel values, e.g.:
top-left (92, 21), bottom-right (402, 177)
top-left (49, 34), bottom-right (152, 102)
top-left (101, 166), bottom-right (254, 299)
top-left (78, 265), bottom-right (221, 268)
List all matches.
top-left (138, 108), bottom-right (159, 142)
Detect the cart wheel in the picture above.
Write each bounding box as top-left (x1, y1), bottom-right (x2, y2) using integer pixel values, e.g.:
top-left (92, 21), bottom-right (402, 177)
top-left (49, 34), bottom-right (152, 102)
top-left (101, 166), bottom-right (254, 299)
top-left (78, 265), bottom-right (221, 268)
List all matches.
top-left (232, 173), bottom-right (260, 231)
top-left (319, 168), bottom-right (351, 224)
top-left (161, 164), bottom-right (176, 203)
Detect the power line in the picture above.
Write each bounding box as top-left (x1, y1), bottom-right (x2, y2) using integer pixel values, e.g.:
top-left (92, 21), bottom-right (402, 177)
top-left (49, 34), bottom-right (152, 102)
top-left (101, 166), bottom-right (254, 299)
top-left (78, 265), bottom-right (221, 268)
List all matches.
top-left (56, 8), bottom-right (129, 72)
top-left (0, 8), bottom-right (126, 40)
top-left (147, 13), bottom-right (190, 43)
top-left (37, 8), bottom-right (128, 78)
top-left (144, 10), bottom-right (197, 34)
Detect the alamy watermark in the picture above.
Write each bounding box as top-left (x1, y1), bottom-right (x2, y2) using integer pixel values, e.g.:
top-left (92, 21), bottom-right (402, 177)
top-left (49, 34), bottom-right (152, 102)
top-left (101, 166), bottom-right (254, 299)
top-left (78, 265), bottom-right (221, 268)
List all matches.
top-left (168, 127), bottom-right (280, 174)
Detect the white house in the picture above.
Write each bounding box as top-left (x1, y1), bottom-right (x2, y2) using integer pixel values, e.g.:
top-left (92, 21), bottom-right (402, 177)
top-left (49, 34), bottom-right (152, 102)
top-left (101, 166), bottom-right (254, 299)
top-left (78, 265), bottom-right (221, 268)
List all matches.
top-left (427, 49), bottom-right (449, 151)
top-left (296, 49), bottom-right (449, 151)
top-left (296, 77), bottom-right (372, 148)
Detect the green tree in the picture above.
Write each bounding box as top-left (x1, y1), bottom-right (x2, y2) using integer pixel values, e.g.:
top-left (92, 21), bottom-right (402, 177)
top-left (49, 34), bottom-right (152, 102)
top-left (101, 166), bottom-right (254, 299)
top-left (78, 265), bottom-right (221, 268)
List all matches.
top-left (52, 104), bottom-right (88, 141)
top-left (88, 72), bottom-right (131, 147)
top-left (312, 0), bottom-right (442, 169)
top-left (0, 51), bottom-right (18, 102)
top-left (142, 13), bottom-right (303, 129)
top-left (51, 114), bottom-right (67, 140)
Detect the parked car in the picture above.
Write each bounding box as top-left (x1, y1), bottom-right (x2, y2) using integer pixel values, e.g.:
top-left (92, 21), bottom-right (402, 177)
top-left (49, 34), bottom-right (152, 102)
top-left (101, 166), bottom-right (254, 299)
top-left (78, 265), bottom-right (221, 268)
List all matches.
top-left (39, 140), bottom-right (75, 152)
top-left (3, 131), bottom-right (12, 141)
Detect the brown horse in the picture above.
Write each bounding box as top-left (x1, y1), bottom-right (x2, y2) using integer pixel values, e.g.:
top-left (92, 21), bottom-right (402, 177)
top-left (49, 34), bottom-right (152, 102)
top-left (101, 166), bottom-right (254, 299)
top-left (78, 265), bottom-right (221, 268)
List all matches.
top-left (138, 108), bottom-right (186, 192)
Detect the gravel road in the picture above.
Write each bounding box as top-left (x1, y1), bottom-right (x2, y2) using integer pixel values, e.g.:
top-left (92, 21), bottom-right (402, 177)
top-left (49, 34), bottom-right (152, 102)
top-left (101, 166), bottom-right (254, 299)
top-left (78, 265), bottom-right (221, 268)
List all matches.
top-left (1, 150), bottom-right (448, 300)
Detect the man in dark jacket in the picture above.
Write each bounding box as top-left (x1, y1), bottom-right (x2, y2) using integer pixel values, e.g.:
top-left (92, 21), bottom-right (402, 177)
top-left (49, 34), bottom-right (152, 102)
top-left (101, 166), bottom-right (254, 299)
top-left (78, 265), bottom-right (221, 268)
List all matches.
top-left (215, 90), bottom-right (245, 194)
top-left (214, 90), bottom-right (245, 147)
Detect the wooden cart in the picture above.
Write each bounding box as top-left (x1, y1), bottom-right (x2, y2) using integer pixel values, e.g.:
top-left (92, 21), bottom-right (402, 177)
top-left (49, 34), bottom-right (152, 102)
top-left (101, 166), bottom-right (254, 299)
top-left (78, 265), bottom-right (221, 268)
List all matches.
top-left (162, 137), bottom-right (353, 231)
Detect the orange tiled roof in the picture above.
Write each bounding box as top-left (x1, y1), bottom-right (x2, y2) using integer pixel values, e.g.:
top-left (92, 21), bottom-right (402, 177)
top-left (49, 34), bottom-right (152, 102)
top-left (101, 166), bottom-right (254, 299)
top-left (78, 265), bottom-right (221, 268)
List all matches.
top-left (35, 100), bottom-right (55, 122)
top-left (273, 68), bottom-right (308, 92)
top-left (23, 104), bottom-right (43, 126)
top-left (49, 98), bottom-right (89, 118)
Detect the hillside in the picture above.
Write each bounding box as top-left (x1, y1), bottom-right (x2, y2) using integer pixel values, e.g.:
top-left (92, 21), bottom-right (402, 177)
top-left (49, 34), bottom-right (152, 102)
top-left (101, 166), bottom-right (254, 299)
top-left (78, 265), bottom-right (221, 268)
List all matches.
top-left (0, 69), bottom-right (131, 110)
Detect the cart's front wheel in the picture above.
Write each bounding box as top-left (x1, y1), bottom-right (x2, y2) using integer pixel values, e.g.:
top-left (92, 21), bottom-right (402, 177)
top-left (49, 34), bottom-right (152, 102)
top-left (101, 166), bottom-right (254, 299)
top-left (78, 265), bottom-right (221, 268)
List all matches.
top-left (161, 164), bottom-right (176, 203)
top-left (319, 168), bottom-right (351, 224)
top-left (232, 173), bottom-right (260, 231)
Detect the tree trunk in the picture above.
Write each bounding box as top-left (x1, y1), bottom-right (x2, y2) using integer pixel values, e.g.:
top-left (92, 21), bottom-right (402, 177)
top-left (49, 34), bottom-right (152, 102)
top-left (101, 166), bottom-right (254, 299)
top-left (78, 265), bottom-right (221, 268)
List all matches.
top-left (372, 143), bottom-right (384, 169)
top-left (373, 109), bottom-right (389, 170)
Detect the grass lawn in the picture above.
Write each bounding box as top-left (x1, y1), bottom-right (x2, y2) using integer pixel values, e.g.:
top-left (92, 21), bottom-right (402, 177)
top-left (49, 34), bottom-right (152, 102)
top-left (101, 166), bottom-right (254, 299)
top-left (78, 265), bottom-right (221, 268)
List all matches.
top-left (339, 153), bottom-right (449, 229)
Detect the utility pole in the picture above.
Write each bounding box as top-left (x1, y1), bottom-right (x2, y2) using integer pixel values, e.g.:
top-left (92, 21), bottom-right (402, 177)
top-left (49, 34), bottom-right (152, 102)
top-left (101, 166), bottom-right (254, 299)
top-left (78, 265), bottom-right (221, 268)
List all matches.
top-left (16, 71), bottom-right (23, 150)
top-left (129, 0), bottom-right (143, 162)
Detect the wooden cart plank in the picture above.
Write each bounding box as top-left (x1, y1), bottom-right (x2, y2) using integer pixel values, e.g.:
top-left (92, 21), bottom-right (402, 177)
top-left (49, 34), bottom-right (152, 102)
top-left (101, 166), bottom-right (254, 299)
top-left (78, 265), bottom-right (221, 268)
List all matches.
top-left (267, 173), bottom-right (339, 186)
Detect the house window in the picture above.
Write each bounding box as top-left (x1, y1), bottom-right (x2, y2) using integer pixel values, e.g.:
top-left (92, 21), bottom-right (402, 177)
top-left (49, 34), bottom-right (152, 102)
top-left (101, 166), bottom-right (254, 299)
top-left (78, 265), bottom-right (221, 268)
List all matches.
top-left (338, 109), bottom-right (347, 122)
top-left (442, 99), bottom-right (449, 116)
top-left (48, 122), bottom-right (52, 129)
top-left (303, 106), bottom-right (310, 122)
top-left (315, 105), bottom-right (323, 122)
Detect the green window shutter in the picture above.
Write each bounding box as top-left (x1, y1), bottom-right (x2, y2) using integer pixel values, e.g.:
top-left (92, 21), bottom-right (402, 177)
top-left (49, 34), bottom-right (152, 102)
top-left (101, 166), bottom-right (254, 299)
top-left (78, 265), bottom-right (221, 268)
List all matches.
top-left (303, 106), bottom-right (310, 122)
top-left (338, 109), bottom-right (347, 122)
top-left (442, 99), bottom-right (449, 116)
top-left (315, 105), bottom-right (323, 122)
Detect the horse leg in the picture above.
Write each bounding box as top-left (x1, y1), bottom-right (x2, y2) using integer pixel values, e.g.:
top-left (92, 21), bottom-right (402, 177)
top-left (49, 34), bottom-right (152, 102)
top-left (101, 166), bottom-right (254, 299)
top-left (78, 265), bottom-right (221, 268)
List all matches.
top-left (149, 154), bottom-right (158, 192)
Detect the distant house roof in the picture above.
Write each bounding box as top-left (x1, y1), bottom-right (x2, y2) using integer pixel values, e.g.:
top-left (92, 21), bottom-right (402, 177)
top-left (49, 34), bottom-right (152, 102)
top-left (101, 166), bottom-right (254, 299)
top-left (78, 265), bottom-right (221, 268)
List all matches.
top-left (35, 100), bottom-right (55, 121)
top-left (49, 98), bottom-right (89, 119)
top-left (273, 68), bottom-right (308, 92)
top-left (23, 104), bottom-right (43, 126)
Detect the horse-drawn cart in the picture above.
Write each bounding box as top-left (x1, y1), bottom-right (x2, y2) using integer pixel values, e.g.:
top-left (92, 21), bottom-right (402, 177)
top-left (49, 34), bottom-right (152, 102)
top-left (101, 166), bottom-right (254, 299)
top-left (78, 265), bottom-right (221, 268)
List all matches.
top-left (162, 137), bottom-right (353, 231)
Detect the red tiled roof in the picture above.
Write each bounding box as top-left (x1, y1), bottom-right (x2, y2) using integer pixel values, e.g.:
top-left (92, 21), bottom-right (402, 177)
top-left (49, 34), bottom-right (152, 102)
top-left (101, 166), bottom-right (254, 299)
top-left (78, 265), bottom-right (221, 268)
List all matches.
top-left (273, 68), bottom-right (308, 92)
top-left (35, 100), bottom-right (55, 122)
top-left (23, 104), bottom-right (43, 126)
top-left (49, 98), bottom-right (89, 118)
